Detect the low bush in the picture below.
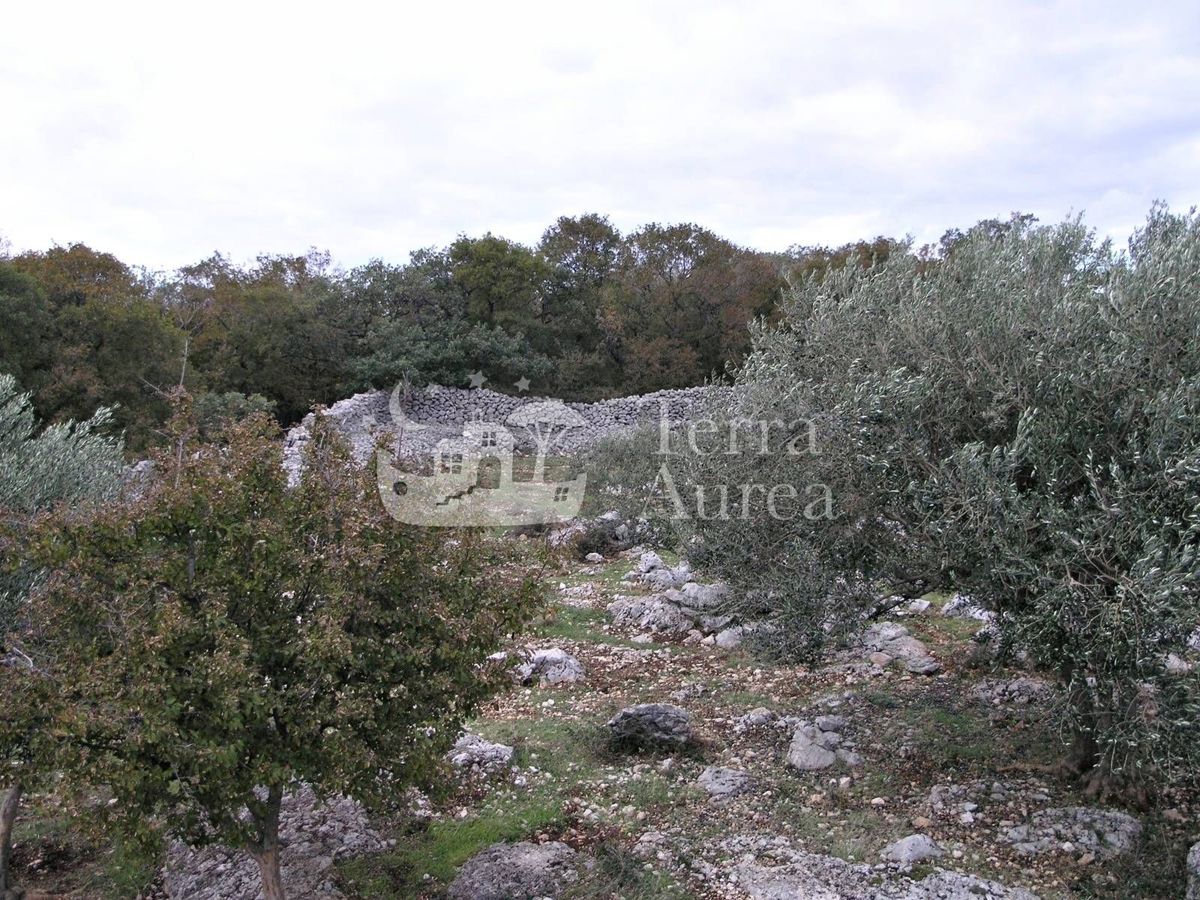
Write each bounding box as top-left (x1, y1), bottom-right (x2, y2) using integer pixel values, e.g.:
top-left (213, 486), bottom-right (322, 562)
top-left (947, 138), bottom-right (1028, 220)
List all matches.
top-left (20, 405), bottom-right (540, 898)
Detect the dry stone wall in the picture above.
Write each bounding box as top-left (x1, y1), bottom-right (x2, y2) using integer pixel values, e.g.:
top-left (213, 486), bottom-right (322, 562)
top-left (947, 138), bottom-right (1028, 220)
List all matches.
top-left (284, 384), bottom-right (728, 479)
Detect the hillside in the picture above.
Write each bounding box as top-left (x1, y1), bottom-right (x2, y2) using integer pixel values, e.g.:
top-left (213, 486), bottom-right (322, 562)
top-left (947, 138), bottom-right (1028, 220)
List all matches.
top-left (12, 539), bottom-right (1197, 899)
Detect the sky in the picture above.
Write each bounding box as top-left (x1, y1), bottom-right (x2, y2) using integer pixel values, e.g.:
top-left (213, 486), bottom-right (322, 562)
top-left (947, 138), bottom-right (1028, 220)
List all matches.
top-left (1, 0), bottom-right (1197, 271)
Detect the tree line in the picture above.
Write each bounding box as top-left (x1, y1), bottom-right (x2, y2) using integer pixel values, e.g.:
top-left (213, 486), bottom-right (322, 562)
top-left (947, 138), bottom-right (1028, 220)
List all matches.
top-left (0, 215), bottom-right (900, 450)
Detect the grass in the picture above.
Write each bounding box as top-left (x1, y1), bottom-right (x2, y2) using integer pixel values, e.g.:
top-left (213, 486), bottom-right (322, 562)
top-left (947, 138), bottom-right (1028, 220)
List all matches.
top-left (565, 840), bottom-right (692, 899)
top-left (471, 716), bottom-right (611, 777)
top-left (337, 796), bottom-right (565, 898)
top-left (863, 689), bottom-right (902, 709)
top-left (336, 710), bottom-right (694, 897)
top-left (532, 605), bottom-right (663, 651)
top-left (533, 605), bottom-right (611, 643)
top-left (10, 803), bottom-right (158, 900)
top-left (338, 713), bottom-right (600, 897)
top-left (531, 604), bottom-right (690, 655)
top-left (614, 771), bottom-right (676, 812)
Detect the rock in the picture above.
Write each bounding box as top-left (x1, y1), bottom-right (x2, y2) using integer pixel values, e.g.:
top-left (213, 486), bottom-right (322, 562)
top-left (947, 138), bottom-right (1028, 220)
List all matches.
top-left (448, 732), bottom-right (514, 771)
top-left (698, 613), bottom-right (735, 633)
top-left (1166, 652), bottom-right (1192, 675)
top-left (815, 715), bottom-right (846, 732)
top-left (881, 834), bottom-right (944, 865)
top-left (676, 581), bottom-right (730, 612)
top-left (284, 384), bottom-right (730, 485)
top-left (633, 830), bottom-right (668, 858)
top-left (731, 843), bottom-right (1038, 900)
top-left (971, 676), bottom-right (1053, 706)
top-left (642, 564), bottom-right (691, 589)
top-left (547, 520), bottom-right (587, 548)
top-left (942, 594), bottom-right (995, 622)
top-left (901, 652), bottom-right (941, 675)
top-left (607, 596), bottom-right (692, 634)
top-left (447, 841), bottom-right (579, 900)
top-left (584, 551), bottom-right (604, 563)
top-left (866, 621), bottom-right (909, 642)
top-left (734, 707), bottom-right (778, 732)
top-left (906, 598), bottom-right (932, 614)
top-left (1187, 841), bottom-right (1200, 900)
top-left (696, 766), bottom-right (754, 803)
top-left (786, 723), bottom-right (838, 771)
top-left (890, 636), bottom-right (940, 673)
top-left (835, 748), bottom-right (863, 766)
top-left (162, 786), bottom-right (388, 900)
top-left (714, 621), bottom-right (772, 649)
top-left (607, 703), bottom-right (693, 749)
top-left (715, 625), bottom-right (746, 649)
top-left (1002, 807), bottom-right (1142, 859)
top-left (514, 648), bottom-right (585, 685)
top-left (908, 871), bottom-right (1039, 899)
top-left (636, 550), bottom-right (665, 573)
top-left (863, 622), bottom-right (940, 674)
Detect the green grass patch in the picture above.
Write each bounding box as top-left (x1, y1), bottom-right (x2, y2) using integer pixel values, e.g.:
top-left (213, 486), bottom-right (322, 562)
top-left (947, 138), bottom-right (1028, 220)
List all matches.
top-left (565, 840), bottom-right (691, 899)
top-left (863, 689), bottom-right (902, 709)
top-left (531, 605), bottom-right (610, 643)
top-left (337, 796), bottom-right (564, 897)
top-left (470, 717), bottom-right (610, 778)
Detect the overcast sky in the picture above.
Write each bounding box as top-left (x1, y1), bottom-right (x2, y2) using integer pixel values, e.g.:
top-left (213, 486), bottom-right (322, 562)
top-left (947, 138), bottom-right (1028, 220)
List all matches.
top-left (2, 0), bottom-right (1197, 270)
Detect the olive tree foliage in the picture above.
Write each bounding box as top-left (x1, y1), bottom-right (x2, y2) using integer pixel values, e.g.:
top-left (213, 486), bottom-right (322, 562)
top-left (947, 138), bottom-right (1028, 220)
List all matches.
top-left (0, 373), bottom-right (124, 633)
top-left (24, 409), bottom-right (540, 899)
top-left (0, 374), bottom-right (124, 517)
top-left (677, 206), bottom-right (1200, 796)
top-left (923, 208), bottom-right (1200, 798)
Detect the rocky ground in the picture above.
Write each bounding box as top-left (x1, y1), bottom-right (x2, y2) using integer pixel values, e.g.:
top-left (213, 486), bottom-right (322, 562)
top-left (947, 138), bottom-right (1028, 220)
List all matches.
top-left (335, 546), bottom-right (1199, 898)
top-left (9, 542), bottom-right (1200, 899)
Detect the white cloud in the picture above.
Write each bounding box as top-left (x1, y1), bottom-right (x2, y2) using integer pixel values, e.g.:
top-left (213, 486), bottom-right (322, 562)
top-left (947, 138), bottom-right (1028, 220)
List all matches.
top-left (0, 0), bottom-right (1196, 267)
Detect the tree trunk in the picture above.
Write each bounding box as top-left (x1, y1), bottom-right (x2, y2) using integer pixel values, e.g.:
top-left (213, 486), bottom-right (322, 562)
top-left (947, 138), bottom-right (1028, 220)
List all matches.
top-left (1062, 680), bottom-right (1150, 808)
top-left (0, 781), bottom-right (23, 895)
top-left (247, 784), bottom-right (285, 900)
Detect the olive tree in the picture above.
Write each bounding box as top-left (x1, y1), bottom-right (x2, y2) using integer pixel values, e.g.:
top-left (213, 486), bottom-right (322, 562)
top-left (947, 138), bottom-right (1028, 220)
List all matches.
top-left (26, 409), bottom-right (538, 899)
top-left (923, 207), bottom-right (1200, 800)
top-left (680, 206), bottom-right (1200, 798)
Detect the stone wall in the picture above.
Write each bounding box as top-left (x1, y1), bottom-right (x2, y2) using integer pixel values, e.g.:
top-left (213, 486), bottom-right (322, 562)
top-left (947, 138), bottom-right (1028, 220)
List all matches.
top-left (283, 384), bottom-right (728, 480)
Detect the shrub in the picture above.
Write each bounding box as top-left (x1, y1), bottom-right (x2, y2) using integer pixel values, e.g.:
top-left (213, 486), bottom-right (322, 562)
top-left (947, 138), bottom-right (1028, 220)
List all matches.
top-left (24, 409), bottom-right (539, 898)
top-left (192, 390), bottom-right (277, 438)
top-left (680, 206), bottom-right (1200, 798)
top-left (0, 373), bottom-right (123, 895)
top-left (579, 424), bottom-right (681, 549)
